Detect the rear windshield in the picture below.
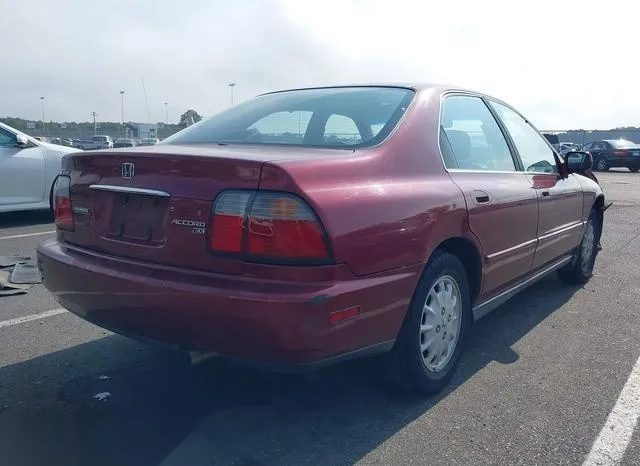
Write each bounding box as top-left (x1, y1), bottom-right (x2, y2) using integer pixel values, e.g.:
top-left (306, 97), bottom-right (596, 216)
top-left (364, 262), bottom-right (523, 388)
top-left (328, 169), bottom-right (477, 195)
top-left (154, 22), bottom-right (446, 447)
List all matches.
top-left (609, 139), bottom-right (638, 149)
top-left (161, 87), bottom-right (415, 149)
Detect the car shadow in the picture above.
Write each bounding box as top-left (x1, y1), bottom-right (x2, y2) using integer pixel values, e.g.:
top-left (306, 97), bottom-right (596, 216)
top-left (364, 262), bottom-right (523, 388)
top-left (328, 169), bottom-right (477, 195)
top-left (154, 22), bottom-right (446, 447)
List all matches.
top-left (0, 210), bottom-right (53, 229)
top-left (0, 274), bottom-right (581, 466)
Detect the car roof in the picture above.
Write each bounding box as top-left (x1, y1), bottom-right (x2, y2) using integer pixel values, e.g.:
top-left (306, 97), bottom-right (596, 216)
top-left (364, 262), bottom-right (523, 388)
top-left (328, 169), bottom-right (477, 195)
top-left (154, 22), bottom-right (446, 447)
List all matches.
top-left (258, 82), bottom-right (476, 96)
top-left (256, 83), bottom-right (518, 112)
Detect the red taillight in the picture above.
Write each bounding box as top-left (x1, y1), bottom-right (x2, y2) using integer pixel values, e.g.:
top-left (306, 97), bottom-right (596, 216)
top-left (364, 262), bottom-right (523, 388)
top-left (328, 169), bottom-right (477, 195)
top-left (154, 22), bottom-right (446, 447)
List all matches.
top-left (614, 150), bottom-right (629, 156)
top-left (210, 191), bottom-right (252, 254)
top-left (53, 175), bottom-right (73, 230)
top-left (209, 190), bottom-right (331, 264)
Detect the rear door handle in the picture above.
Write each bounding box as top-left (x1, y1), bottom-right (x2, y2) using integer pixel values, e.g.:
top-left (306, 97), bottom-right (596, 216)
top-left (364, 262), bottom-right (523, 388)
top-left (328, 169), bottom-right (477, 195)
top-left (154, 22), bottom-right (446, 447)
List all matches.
top-left (471, 190), bottom-right (491, 205)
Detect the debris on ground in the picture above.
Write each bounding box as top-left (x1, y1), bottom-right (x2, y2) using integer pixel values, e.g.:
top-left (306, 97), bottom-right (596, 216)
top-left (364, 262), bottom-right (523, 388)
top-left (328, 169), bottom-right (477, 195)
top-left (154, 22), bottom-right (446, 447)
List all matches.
top-left (10, 261), bottom-right (42, 284)
top-left (0, 256), bottom-right (42, 297)
top-left (0, 270), bottom-right (32, 296)
top-left (93, 392), bottom-right (111, 402)
top-left (0, 256), bottom-right (32, 268)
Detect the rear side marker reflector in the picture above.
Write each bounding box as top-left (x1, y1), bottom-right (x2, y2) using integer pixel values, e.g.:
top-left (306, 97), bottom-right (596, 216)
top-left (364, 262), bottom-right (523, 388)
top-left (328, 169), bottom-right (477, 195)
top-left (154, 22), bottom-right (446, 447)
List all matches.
top-left (329, 306), bottom-right (361, 325)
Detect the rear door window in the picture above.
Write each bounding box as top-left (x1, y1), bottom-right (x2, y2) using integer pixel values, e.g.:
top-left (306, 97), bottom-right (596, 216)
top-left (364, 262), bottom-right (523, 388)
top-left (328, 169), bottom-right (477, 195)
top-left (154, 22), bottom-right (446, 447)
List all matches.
top-left (439, 95), bottom-right (515, 171)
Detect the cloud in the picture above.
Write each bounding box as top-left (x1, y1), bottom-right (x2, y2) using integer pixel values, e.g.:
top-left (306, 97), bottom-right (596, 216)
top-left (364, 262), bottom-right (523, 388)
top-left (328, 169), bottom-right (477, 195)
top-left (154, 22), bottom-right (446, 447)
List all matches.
top-left (1, 0), bottom-right (637, 129)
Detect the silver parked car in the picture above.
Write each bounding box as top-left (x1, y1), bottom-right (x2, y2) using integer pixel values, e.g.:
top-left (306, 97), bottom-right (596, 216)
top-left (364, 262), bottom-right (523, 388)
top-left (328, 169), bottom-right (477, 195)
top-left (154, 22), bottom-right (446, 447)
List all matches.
top-left (91, 135), bottom-right (113, 149)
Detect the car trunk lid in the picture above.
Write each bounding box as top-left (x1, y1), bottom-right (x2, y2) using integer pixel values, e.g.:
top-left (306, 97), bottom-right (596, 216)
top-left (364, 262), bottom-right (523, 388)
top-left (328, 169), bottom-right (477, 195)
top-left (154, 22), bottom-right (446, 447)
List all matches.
top-left (61, 144), bottom-right (280, 274)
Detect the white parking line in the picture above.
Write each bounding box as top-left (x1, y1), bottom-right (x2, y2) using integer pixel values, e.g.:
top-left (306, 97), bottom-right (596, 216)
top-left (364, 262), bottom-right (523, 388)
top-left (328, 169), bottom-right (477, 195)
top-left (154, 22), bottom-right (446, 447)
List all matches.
top-left (0, 308), bottom-right (67, 329)
top-left (583, 354), bottom-right (640, 465)
top-left (0, 230), bottom-right (56, 241)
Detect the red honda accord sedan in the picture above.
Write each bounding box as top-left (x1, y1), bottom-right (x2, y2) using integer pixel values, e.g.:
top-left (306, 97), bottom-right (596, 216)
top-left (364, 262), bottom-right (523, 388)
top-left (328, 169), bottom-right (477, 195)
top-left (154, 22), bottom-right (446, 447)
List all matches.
top-left (38, 84), bottom-right (605, 395)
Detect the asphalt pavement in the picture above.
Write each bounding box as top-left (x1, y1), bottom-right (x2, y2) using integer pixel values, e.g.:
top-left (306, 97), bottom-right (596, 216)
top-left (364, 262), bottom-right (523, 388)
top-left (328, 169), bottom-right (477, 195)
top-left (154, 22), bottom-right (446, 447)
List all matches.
top-left (1, 170), bottom-right (640, 466)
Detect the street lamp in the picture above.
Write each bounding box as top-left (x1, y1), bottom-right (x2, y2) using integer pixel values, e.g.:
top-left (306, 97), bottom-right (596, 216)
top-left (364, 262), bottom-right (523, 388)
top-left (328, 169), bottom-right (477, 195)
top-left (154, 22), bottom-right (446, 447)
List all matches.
top-left (228, 83), bottom-right (236, 107)
top-left (91, 112), bottom-right (98, 135)
top-left (164, 101), bottom-right (168, 124)
top-left (40, 97), bottom-right (45, 132)
top-left (120, 90), bottom-right (125, 137)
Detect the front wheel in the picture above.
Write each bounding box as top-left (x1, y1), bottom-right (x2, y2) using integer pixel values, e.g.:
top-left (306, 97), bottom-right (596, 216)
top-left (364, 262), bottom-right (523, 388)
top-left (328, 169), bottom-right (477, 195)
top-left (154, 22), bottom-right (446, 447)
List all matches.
top-left (596, 157), bottom-right (609, 171)
top-left (385, 251), bottom-right (471, 395)
top-left (558, 208), bottom-right (599, 284)
top-left (630, 168), bottom-right (639, 173)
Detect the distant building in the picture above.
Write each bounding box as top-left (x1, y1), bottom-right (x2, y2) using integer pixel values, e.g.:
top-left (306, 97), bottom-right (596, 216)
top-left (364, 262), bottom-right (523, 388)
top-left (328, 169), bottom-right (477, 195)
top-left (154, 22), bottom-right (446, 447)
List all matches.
top-left (124, 122), bottom-right (157, 139)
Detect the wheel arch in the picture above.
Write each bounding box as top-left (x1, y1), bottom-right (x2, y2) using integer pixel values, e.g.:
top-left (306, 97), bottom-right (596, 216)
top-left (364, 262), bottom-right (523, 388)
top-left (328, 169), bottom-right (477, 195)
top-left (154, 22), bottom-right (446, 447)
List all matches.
top-left (593, 194), bottom-right (605, 242)
top-left (432, 236), bottom-right (483, 304)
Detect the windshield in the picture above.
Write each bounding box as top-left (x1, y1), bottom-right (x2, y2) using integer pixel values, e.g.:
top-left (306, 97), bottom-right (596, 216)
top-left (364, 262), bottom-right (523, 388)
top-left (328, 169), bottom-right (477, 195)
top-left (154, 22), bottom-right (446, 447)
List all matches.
top-left (609, 139), bottom-right (639, 149)
top-left (161, 87), bottom-right (414, 149)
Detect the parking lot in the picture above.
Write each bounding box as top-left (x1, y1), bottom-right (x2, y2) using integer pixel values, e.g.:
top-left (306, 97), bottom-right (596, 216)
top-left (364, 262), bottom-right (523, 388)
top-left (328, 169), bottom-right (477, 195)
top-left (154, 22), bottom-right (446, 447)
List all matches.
top-left (1, 170), bottom-right (640, 466)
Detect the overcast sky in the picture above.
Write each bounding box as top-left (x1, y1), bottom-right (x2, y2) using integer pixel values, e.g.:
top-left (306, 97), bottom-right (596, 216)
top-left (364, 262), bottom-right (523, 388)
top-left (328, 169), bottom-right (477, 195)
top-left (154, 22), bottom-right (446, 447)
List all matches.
top-left (1, 0), bottom-right (637, 130)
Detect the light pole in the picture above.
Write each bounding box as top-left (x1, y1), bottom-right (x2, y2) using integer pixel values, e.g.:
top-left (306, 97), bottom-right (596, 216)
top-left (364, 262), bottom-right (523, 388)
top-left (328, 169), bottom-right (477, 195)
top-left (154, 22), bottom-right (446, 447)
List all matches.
top-left (120, 90), bottom-right (125, 137)
top-left (228, 83), bottom-right (236, 107)
top-left (164, 101), bottom-right (168, 124)
top-left (40, 97), bottom-right (45, 132)
top-left (90, 112), bottom-right (98, 135)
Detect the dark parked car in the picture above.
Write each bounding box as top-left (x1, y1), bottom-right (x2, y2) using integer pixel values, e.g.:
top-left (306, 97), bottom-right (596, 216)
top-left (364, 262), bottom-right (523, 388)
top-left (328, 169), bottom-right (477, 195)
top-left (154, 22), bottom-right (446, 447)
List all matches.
top-left (583, 139), bottom-right (640, 172)
top-left (38, 84), bottom-right (606, 395)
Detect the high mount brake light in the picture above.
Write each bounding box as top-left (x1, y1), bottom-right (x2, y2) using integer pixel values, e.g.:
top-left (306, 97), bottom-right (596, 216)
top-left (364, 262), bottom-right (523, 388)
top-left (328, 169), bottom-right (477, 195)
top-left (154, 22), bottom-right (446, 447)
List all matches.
top-left (209, 190), bottom-right (331, 264)
top-left (53, 175), bottom-right (73, 231)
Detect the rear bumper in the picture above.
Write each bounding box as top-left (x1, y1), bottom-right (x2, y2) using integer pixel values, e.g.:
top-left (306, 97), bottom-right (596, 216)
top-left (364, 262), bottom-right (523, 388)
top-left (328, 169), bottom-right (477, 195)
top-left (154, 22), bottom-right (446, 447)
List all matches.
top-left (37, 239), bottom-right (419, 368)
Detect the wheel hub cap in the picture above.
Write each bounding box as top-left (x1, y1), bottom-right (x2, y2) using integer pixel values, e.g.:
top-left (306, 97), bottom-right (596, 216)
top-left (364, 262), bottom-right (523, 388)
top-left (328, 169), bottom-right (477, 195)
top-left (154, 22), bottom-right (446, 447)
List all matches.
top-left (581, 220), bottom-right (595, 274)
top-left (419, 275), bottom-right (462, 372)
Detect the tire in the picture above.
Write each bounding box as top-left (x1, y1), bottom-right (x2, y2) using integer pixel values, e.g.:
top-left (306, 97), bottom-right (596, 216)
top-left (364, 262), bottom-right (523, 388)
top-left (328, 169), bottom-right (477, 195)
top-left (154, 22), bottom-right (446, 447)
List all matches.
top-left (596, 157), bottom-right (609, 171)
top-left (557, 208), bottom-right (599, 284)
top-left (630, 168), bottom-right (639, 173)
top-left (385, 251), bottom-right (471, 395)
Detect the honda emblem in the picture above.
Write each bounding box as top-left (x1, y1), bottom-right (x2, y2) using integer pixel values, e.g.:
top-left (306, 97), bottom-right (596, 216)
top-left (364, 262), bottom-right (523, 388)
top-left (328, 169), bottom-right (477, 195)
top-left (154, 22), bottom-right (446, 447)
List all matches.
top-left (121, 163), bottom-right (135, 179)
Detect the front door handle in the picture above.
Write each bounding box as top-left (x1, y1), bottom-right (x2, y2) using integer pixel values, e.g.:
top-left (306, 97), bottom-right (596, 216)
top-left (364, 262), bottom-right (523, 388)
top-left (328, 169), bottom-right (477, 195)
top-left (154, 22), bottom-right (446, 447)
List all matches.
top-left (471, 190), bottom-right (491, 205)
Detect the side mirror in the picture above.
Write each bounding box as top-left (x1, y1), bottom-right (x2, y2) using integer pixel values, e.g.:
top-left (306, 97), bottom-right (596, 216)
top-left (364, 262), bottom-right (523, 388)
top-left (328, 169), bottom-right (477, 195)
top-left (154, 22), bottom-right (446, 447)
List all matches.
top-left (16, 134), bottom-right (29, 148)
top-left (566, 151), bottom-right (593, 173)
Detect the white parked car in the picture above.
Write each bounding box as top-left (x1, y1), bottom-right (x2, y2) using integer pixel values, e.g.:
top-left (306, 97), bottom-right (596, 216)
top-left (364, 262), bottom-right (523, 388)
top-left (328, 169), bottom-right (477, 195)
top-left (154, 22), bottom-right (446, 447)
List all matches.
top-left (72, 139), bottom-right (101, 150)
top-left (91, 135), bottom-right (114, 149)
top-left (0, 122), bottom-right (81, 213)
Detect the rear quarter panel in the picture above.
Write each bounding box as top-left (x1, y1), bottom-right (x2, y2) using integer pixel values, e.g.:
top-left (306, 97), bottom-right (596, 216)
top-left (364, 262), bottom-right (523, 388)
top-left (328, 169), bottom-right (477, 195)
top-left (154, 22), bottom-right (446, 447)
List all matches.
top-left (258, 88), bottom-right (472, 277)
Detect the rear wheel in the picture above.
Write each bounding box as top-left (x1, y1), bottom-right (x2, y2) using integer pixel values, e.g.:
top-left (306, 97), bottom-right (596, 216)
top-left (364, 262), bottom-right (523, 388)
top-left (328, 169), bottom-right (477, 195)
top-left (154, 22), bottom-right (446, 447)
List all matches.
top-left (596, 157), bottom-right (609, 171)
top-left (557, 208), bottom-right (599, 284)
top-left (386, 251), bottom-right (471, 395)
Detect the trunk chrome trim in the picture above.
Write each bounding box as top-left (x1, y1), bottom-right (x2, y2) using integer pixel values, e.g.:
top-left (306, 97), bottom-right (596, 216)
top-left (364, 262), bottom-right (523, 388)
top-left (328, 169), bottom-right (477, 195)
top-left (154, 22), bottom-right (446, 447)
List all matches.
top-left (89, 185), bottom-right (171, 197)
top-left (472, 254), bottom-right (572, 321)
